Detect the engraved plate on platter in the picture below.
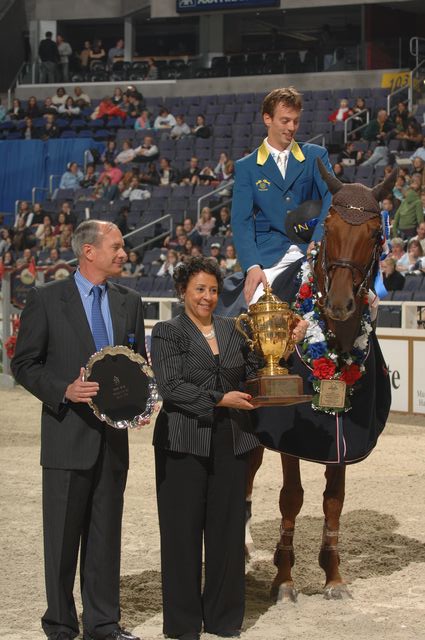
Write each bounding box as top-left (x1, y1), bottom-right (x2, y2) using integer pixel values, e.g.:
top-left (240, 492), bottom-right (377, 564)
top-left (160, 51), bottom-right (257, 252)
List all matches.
top-left (84, 345), bottom-right (161, 429)
top-left (318, 379), bottom-right (346, 409)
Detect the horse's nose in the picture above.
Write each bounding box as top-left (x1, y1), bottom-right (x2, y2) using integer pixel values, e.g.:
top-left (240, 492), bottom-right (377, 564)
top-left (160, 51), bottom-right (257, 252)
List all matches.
top-left (326, 296), bottom-right (355, 321)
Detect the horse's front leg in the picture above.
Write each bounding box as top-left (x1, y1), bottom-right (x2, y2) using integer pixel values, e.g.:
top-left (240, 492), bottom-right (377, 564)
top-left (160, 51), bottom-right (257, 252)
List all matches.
top-left (245, 445), bottom-right (265, 557)
top-left (271, 453), bottom-right (304, 602)
top-left (319, 464), bottom-right (351, 599)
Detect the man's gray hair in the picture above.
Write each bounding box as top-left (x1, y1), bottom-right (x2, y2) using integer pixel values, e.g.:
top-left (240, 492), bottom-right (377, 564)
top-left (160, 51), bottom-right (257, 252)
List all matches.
top-left (71, 220), bottom-right (115, 259)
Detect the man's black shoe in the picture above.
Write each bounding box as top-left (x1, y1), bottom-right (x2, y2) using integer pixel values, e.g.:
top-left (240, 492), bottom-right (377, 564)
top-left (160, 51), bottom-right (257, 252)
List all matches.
top-left (84, 629), bottom-right (140, 640)
top-left (48, 633), bottom-right (73, 640)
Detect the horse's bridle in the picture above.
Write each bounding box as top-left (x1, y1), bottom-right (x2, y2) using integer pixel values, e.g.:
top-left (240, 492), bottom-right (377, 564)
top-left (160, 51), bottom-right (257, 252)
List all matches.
top-left (317, 215), bottom-right (383, 304)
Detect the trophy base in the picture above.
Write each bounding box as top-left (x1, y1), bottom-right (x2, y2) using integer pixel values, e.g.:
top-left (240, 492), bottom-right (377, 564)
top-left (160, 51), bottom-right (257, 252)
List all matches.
top-left (246, 375), bottom-right (312, 407)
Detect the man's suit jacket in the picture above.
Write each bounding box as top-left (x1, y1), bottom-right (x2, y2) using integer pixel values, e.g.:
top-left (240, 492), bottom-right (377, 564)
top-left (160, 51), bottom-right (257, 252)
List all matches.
top-left (11, 275), bottom-right (145, 471)
top-left (150, 312), bottom-right (259, 457)
top-left (231, 140), bottom-right (332, 272)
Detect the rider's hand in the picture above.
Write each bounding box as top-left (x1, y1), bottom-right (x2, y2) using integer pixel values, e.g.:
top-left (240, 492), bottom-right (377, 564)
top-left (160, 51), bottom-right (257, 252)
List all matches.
top-left (244, 266), bottom-right (268, 305)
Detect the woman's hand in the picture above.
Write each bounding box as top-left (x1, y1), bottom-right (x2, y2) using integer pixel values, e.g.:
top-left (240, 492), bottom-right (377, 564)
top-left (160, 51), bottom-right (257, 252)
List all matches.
top-left (217, 391), bottom-right (255, 410)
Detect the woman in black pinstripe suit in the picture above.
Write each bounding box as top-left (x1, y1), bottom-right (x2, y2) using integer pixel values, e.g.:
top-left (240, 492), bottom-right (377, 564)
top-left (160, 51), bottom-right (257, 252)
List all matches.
top-left (151, 257), bottom-right (260, 640)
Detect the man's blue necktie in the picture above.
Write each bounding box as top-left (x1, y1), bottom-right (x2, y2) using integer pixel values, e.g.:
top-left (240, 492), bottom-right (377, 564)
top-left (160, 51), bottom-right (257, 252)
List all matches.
top-left (91, 286), bottom-right (109, 351)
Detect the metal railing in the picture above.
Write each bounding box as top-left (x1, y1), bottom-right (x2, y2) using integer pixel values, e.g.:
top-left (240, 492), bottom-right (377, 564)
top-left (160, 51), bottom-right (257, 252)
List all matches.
top-left (7, 61), bottom-right (28, 109)
top-left (387, 83), bottom-right (411, 115)
top-left (344, 110), bottom-right (370, 143)
top-left (196, 179), bottom-right (234, 219)
top-left (127, 214), bottom-right (173, 253)
top-left (306, 133), bottom-right (326, 146)
top-left (49, 175), bottom-right (63, 197)
top-left (32, 187), bottom-right (49, 205)
top-left (410, 37), bottom-right (425, 68)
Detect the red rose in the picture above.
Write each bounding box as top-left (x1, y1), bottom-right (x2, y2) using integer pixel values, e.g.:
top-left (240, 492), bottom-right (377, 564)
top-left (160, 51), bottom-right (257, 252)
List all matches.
top-left (340, 363), bottom-right (362, 385)
top-left (312, 357), bottom-right (336, 380)
top-left (298, 283), bottom-right (312, 299)
top-left (5, 335), bottom-right (17, 359)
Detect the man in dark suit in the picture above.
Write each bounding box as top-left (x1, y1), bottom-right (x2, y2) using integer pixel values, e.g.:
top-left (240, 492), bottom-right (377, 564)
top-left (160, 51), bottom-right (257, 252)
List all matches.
top-left (231, 86), bottom-right (332, 304)
top-left (11, 220), bottom-right (145, 640)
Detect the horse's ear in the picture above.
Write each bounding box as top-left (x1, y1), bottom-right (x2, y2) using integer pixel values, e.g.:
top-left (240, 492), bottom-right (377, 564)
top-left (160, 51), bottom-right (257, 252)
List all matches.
top-left (371, 168), bottom-right (398, 202)
top-left (317, 157), bottom-right (343, 194)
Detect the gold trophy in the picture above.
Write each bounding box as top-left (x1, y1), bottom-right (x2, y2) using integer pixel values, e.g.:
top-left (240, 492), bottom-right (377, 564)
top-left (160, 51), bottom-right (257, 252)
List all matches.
top-left (235, 284), bottom-right (312, 407)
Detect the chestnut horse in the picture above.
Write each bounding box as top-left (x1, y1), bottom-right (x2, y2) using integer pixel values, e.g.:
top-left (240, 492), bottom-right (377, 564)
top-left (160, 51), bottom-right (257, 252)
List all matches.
top-left (245, 161), bottom-right (397, 601)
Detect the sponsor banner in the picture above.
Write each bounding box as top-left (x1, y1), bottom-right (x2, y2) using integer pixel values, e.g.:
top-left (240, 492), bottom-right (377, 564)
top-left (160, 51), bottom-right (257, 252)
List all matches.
top-left (379, 338), bottom-right (409, 412)
top-left (413, 341), bottom-right (425, 414)
top-left (381, 71), bottom-right (410, 92)
top-left (177, 0), bottom-right (279, 13)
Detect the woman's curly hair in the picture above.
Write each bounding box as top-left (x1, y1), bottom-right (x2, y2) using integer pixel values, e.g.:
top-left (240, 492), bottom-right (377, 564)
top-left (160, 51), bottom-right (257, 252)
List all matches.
top-left (173, 256), bottom-right (224, 297)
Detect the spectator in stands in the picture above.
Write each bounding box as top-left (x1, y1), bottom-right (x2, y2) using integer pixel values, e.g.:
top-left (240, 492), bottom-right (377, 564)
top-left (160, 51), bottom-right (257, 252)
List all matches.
top-left (349, 97), bottom-right (369, 136)
top-left (31, 203), bottom-right (46, 225)
top-left (381, 195), bottom-right (396, 222)
top-left (392, 187), bottom-right (424, 240)
top-left (222, 244), bottom-right (240, 274)
top-left (381, 257), bottom-right (405, 291)
top-left (360, 142), bottom-right (390, 168)
top-left (337, 141), bottom-right (363, 165)
top-left (179, 156), bottom-right (201, 186)
top-left (411, 157), bottom-right (425, 184)
top-left (134, 108), bottom-right (152, 130)
top-left (126, 84), bottom-right (144, 103)
top-left (39, 224), bottom-right (58, 251)
top-left (38, 31), bottom-right (59, 84)
top-left (108, 38), bottom-right (124, 69)
top-left (59, 162), bottom-right (84, 190)
top-left (195, 206), bottom-right (216, 237)
top-left (332, 162), bottom-right (351, 183)
top-left (184, 238), bottom-right (194, 256)
top-left (79, 41), bottom-right (92, 75)
top-left (328, 98), bottom-right (352, 123)
top-left (14, 200), bottom-right (33, 228)
top-left (209, 242), bottom-right (224, 263)
top-left (73, 86), bottom-right (91, 107)
top-left (170, 114), bottom-right (191, 140)
top-left (0, 228), bottom-right (12, 256)
top-left (94, 174), bottom-right (119, 201)
top-left (39, 113), bottom-right (59, 140)
top-left (159, 157), bottom-right (178, 186)
top-left (164, 225), bottom-right (185, 250)
top-left (21, 116), bottom-right (38, 140)
top-left (389, 237), bottom-right (408, 273)
top-left (394, 101), bottom-right (410, 130)
top-left (362, 109), bottom-right (394, 144)
top-left (412, 220), bottom-right (425, 252)
top-left (121, 177), bottom-right (151, 202)
top-left (57, 201), bottom-right (77, 228)
top-left (79, 163), bottom-right (98, 188)
top-left (8, 98), bottom-right (24, 120)
top-left (405, 238), bottom-right (423, 273)
top-left (0, 98), bottom-right (6, 123)
top-left (144, 57), bottom-right (159, 81)
top-left (115, 139), bottom-right (136, 165)
top-left (156, 249), bottom-right (180, 276)
top-left (198, 164), bottom-right (217, 186)
top-left (51, 87), bottom-right (69, 107)
top-left (214, 152), bottom-right (231, 181)
top-left (139, 161), bottom-right (160, 186)
top-left (120, 166), bottom-right (140, 188)
top-left (112, 87), bottom-right (124, 105)
top-left (36, 215), bottom-right (55, 241)
top-left (128, 94), bottom-right (145, 119)
top-left (15, 247), bottom-right (34, 268)
top-left (91, 96), bottom-right (126, 121)
top-left (102, 139), bottom-right (118, 164)
top-left (122, 250), bottom-right (144, 277)
top-left (393, 175), bottom-right (406, 203)
top-left (114, 206), bottom-right (133, 236)
top-left (58, 97), bottom-right (80, 118)
top-left (398, 120), bottom-right (423, 152)
top-left (213, 206), bottom-right (232, 237)
top-left (182, 217), bottom-right (202, 246)
top-left (53, 212), bottom-right (68, 236)
top-left (41, 96), bottom-right (58, 117)
top-left (410, 139), bottom-right (425, 163)
top-left (134, 135), bottom-right (159, 163)
top-left (57, 34), bottom-right (72, 82)
top-left (26, 96), bottom-right (40, 119)
top-left (154, 107), bottom-right (177, 133)
top-left (97, 160), bottom-right (123, 186)
top-left (1, 250), bottom-right (15, 269)
top-left (41, 247), bottom-right (61, 266)
top-left (190, 245), bottom-right (203, 259)
top-left (174, 232), bottom-right (189, 255)
top-left (89, 39), bottom-right (106, 66)
top-left (58, 224), bottom-right (73, 251)
top-left (192, 113), bottom-right (211, 139)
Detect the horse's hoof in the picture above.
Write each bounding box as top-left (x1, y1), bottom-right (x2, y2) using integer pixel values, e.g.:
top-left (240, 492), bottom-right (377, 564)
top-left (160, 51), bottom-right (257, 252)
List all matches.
top-left (323, 584), bottom-right (352, 600)
top-left (271, 583), bottom-right (298, 603)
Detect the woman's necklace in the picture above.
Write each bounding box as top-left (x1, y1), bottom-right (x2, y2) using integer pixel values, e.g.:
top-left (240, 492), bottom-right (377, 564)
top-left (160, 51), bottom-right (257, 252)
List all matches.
top-left (201, 327), bottom-right (216, 340)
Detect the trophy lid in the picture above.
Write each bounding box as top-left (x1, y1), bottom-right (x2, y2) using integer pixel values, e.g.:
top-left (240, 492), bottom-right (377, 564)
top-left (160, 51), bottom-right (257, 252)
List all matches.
top-left (248, 283), bottom-right (289, 312)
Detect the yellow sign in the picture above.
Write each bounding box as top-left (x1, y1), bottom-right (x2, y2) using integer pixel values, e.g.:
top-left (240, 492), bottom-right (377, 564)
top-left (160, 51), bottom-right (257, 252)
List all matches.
top-left (381, 71), bottom-right (410, 92)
